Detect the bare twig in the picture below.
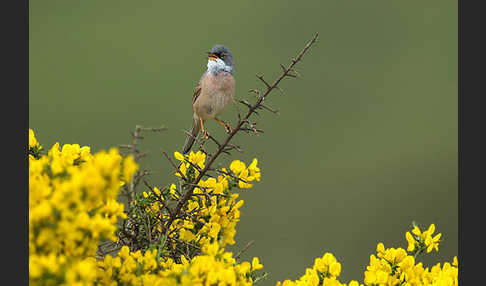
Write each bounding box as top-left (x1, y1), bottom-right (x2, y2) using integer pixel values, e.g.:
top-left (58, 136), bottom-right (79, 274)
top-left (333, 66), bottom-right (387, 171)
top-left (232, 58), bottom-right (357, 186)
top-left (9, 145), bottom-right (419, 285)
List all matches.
top-left (209, 168), bottom-right (252, 184)
top-left (124, 125), bottom-right (167, 205)
top-left (258, 103), bottom-right (279, 114)
top-left (256, 75), bottom-right (272, 89)
top-left (235, 240), bottom-right (255, 260)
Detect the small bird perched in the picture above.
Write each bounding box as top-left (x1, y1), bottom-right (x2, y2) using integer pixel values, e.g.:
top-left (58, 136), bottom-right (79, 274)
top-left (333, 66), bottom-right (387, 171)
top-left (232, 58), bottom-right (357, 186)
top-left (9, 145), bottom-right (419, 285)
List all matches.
top-left (182, 45), bottom-right (236, 154)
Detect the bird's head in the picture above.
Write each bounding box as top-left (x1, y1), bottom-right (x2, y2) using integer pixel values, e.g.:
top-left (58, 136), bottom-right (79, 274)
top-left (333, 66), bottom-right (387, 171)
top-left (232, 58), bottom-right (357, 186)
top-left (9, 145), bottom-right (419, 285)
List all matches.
top-left (207, 45), bottom-right (234, 74)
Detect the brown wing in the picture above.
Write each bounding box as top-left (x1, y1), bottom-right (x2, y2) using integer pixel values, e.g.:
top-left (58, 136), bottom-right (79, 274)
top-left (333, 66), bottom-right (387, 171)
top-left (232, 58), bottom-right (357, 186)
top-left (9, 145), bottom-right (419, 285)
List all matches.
top-left (192, 81), bottom-right (201, 104)
top-left (192, 72), bottom-right (206, 104)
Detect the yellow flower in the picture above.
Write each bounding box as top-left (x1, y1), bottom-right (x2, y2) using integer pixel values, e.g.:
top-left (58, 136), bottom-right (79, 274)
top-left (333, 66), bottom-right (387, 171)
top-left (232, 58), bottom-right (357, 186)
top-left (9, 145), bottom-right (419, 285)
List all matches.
top-left (153, 187), bottom-right (161, 196)
top-left (238, 176), bottom-right (253, 189)
top-left (452, 256), bottom-right (458, 267)
top-left (398, 255), bottom-right (415, 271)
top-left (179, 228), bottom-right (196, 242)
top-left (202, 241), bottom-right (219, 256)
top-left (180, 255), bottom-right (189, 265)
top-left (412, 225), bottom-right (421, 236)
top-left (238, 261), bottom-right (251, 274)
top-left (426, 224), bottom-right (435, 235)
top-left (176, 162), bottom-right (187, 177)
top-left (322, 253), bottom-right (337, 266)
top-left (422, 224), bottom-right (442, 253)
top-left (174, 151), bottom-right (185, 161)
top-left (29, 129), bottom-right (39, 148)
top-left (122, 155), bottom-right (138, 182)
top-left (314, 257), bottom-right (325, 272)
top-left (252, 257), bottom-right (263, 271)
top-left (329, 261), bottom-right (341, 277)
top-left (221, 268), bottom-right (236, 284)
top-left (405, 231), bottom-right (416, 252)
top-left (376, 242), bottom-right (385, 257)
top-left (364, 270), bottom-right (377, 285)
top-left (118, 246), bottom-right (131, 260)
top-left (230, 160), bottom-right (246, 176)
top-left (208, 223), bottom-right (221, 239)
top-left (188, 151), bottom-right (206, 169)
top-left (376, 270), bottom-right (389, 284)
top-left (247, 158), bottom-right (261, 181)
top-left (169, 183), bottom-right (179, 199)
top-left (425, 232), bottom-right (442, 253)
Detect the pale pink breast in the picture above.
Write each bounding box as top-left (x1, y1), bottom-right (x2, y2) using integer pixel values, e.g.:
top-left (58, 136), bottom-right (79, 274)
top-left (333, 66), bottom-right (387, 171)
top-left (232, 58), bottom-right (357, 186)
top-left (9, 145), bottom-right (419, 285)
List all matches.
top-left (194, 72), bottom-right (235, 120)
top-left (202, 72), bottom-right (235, 94)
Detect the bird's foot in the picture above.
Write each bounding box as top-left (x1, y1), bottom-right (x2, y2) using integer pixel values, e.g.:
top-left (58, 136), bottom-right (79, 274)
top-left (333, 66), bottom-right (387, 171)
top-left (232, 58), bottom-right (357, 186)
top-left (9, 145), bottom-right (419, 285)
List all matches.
top-left (202, 129), bottom-right (210, 139)
top-left (215, 118), bottom-right (234, 134)
top-left (223, 123), bottom-right (234, 134)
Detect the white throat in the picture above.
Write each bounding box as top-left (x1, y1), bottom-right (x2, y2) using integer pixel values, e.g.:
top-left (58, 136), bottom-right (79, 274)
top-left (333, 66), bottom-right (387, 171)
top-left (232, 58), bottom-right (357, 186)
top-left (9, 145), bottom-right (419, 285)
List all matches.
top-left (207, 58), bottom-right (233, 74)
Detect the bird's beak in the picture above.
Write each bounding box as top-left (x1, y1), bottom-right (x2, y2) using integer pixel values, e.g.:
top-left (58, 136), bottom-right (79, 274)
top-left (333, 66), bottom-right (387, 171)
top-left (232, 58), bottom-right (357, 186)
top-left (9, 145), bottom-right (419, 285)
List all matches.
top-left (208, 53), bottom-right (218, 61)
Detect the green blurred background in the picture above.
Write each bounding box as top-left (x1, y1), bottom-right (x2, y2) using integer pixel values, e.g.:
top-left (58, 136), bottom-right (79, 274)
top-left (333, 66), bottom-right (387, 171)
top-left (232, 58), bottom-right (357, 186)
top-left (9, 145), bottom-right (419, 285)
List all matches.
top-left (29, 0), bottom-right (457, 284)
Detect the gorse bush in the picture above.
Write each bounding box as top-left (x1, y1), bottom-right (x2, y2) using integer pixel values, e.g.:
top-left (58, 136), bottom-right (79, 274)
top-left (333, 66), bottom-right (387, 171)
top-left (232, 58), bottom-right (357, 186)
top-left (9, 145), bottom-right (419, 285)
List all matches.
top-left (276, 224), bottom-right (458, 286)
top-left (29, 129), bottom-right (458, 286)
top-left (29, 129), bottom-right (265, 286)
top-left (29, 129), bottom-right (137, 284)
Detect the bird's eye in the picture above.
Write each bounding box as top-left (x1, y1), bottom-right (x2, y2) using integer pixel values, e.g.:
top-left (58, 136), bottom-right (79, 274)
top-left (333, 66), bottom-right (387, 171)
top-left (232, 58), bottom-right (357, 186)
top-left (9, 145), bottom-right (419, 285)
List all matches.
top-left (220, 53), bottom-right (225, 58)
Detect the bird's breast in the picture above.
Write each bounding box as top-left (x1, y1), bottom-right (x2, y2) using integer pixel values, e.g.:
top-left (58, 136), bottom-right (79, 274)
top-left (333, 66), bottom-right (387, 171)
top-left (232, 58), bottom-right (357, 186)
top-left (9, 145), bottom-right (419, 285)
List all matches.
top-left (201, 72), bottom-right (235, 96)
top-left (194, 72), bottom-right (235, 119)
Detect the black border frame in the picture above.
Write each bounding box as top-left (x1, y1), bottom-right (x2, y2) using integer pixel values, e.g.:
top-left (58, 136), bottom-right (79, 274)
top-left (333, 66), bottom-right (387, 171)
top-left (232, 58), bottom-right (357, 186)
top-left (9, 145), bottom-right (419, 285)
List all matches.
top-left (4, 0), bottom-right (28, 284)
top-left (459, 0), bottom-right (483, 284)
top-left (13, 0), bottom-right (481, 284)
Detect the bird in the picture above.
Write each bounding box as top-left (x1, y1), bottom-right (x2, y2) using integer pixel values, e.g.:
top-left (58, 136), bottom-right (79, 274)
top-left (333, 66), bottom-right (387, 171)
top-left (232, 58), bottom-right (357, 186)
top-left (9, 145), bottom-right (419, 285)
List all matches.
top-left (182, 45), bottom-right (236, 154)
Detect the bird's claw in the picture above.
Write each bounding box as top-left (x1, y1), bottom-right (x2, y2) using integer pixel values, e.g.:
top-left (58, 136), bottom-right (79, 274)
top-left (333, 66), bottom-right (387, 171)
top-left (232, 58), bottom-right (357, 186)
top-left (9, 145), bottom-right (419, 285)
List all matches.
top-left (223, 123), bottom-right (233, 134)
top-left (202, 130), bottom-right (210, 139)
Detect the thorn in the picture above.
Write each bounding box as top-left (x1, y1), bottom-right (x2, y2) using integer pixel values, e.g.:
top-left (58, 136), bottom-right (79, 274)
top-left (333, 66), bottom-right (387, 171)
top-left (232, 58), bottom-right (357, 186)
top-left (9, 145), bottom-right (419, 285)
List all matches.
top-left (237, 99), bottom-right (253, 109)
top-left (119, 144), bottom-right (134, 149)
top-left (259, 104), bottom-right (279, 114)
top-left (249, 88), bottom-right (261, 96)
top-left (256, 74), bottom-right (272, 89)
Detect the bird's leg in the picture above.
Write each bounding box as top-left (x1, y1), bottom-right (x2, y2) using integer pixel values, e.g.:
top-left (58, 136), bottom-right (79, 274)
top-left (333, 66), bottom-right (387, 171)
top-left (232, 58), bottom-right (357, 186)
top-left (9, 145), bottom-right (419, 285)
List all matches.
top-left (215, 118), bottom-right (234, 134)
top-left (201, 118), bottom-right (210, 139)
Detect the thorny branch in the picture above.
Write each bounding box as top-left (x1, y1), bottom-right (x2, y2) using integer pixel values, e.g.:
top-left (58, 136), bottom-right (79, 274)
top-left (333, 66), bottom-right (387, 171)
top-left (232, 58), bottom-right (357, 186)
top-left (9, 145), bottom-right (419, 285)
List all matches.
top-left (163, 33), bottom-right (319, 237)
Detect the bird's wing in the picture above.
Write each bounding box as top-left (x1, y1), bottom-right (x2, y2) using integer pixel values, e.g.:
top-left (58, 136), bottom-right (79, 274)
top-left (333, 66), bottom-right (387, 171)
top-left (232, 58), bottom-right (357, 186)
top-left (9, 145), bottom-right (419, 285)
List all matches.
top-left (192, 72), bottom-right (206, 104)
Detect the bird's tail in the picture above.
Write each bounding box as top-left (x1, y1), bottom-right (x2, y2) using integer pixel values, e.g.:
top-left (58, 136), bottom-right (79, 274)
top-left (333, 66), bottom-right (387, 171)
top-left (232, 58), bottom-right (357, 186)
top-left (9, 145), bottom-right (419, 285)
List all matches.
top-left (182, 117), bottom-right (201, 154)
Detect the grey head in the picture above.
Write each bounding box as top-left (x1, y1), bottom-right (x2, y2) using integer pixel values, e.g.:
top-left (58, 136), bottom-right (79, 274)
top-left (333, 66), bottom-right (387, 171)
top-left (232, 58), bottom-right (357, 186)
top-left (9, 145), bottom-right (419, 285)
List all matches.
top-left (209, 45), bottom-right (235, 69)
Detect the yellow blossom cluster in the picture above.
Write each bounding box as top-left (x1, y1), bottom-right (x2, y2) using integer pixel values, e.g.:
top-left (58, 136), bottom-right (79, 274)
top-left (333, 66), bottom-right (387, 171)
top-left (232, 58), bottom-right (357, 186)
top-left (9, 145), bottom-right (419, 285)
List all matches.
top-left (175, 150), bottom-right (207, 179)
top-left (277, 253), bottom-right (361, 286)
top-left (29, 128), bottom-right (43, 158)
top-left (173, 151), bottom-right (261, 248)
top-left (406, 223), bottom-right (442, 254)
top-left (96, 241), bottom-right (264, 286)
top-left (364, 240), bottom-right (457, 286)
top-left (137, 151), bottom-right (262, 255)
top-left (29, 128), bottom-right (40, 149)
top-left (229, 158), bottom-right (261, 188)
top-left (173, 191), bottom-right (243, 247)
top-left (94, 150), bottom-right (266, 284)
top-left (278, 224), bottom-right (457, 286)
top-left (174, 151), bottom-right (261, 189)
top-left (29, 129), bottom-right (138, 285)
